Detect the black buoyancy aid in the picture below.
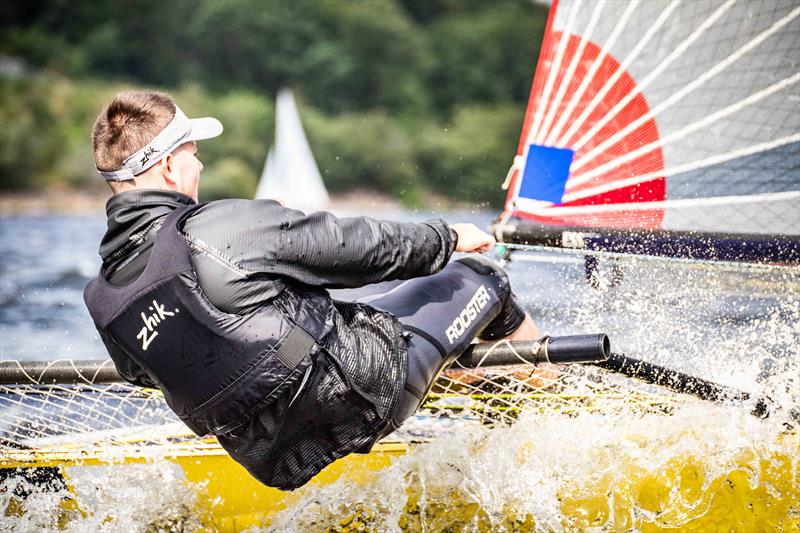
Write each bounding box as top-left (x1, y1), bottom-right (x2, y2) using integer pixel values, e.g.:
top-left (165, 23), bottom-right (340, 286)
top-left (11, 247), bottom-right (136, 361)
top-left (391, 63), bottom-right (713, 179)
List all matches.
top-left (83, 205), bottom-right (332, 436)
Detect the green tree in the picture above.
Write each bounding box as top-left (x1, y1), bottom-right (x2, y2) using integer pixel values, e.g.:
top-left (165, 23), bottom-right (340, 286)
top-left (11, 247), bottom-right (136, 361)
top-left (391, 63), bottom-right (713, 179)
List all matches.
top-left (428, 1), bottom-right (546, 115)
top-left (0, 0), bottom-right (548, 204)
top-left (0, 0), bottom-right (195, 84)
top-left (320, 0), bottom-right (432, 114)
top-left (304, 107), bottom-right (421, 203)
top-left (398, 0), bottom-right (491, 25)
top-left (415, 103), bottom-right (524, 207)
top-left (189, 1), bottom-right (332, 92)
top-left (0, 78), bottom-right (67, 189)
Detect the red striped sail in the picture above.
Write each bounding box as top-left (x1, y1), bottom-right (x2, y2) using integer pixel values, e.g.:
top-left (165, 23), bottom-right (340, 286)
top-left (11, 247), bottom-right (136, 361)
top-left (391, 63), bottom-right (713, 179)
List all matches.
top-left (502, 0), bottom-right (800, 236)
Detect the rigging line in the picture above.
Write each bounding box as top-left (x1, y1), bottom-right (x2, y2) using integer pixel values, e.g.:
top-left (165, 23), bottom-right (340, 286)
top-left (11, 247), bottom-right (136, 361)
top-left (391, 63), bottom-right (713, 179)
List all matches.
top-left (568, 0), bottom-right (735, 153)
top-left (1, 421), bottom-right (54, 441)
top-left (561, 133), bottom-right (800, 203)
top-left (434, 370), bottom-right (525, 416)
top-left (566, 72), bottom-right (800, 188)
top-left (6, 360), bottom-right (40, 385)
top-left (505, 146), bottom-right (528, 198)
top-left (545, 0), bottom-right (638, 147)
top-left (67, 384), bottom-right (155, 429)
top-left (51, 422), bottom-right (195, 446)
top-left (556, 0), bottom-right (681, 148)
top-left (469, 340), bottom-right (535, 369)
top-left (536, 0), bottom-right (607, 146)
top-left (495, 206), bottom-right (516, 243)
top-left (529, 0), bottom-right (583, 144)
top-left (97, 384), bottom-right (174, 427)
top-left (500, 154), bottom-right (524, 190)
top-left (91, 358), bottom-right (118, 384)
top-left (571, 4), bottom-right (800, 173)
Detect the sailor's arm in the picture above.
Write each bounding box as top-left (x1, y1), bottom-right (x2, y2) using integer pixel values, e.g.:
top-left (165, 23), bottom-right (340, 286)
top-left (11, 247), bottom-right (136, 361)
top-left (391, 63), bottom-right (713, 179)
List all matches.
top-left (265, 207), bottom-right (458, 287)
top-left (185, 199), bottom-right (495, 288)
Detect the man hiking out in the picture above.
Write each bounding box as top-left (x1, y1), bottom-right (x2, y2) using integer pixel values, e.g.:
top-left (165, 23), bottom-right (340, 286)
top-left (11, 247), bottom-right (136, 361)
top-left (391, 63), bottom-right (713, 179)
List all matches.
top-left (84, 90), bottom-right (539, 490)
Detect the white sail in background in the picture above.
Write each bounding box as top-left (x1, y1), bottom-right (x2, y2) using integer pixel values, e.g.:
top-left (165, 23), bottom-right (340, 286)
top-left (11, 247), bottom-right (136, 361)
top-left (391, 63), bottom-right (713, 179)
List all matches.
top-left (255, 89), bottom-right (329, 212)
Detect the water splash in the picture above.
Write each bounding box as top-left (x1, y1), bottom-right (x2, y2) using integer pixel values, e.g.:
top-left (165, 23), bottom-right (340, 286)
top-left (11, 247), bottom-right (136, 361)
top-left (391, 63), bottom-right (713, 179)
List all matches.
top-left (511, 252), bottom-right (800, 411)
top-left (266, 404), bottom-right (798, 532)
top-left (0, 462), bottom-right (206, 533)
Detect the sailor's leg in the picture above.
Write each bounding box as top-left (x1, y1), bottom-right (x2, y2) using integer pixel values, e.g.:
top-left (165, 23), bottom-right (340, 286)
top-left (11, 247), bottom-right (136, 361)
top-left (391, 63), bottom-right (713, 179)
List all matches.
top-left (494, 312), bottom-right (539, 340)
top-left (455, 256), bottom-right (536, 342)
top-left (366, 255), bottom-right (531, 433)
top-left (327, 279), bottom-right (406, 303)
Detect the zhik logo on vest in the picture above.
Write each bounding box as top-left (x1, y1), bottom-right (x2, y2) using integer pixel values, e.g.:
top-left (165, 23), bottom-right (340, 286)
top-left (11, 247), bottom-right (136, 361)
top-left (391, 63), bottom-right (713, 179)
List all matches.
top-left (445, 285), bottom-right (490, 344)
top-left (136, 299), bottom-right (180, 351)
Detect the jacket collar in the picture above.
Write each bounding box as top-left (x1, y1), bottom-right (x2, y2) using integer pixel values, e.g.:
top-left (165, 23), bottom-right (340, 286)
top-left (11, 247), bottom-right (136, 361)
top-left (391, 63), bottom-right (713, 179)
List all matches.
top-left (99, 189), bottom-right (195, 262)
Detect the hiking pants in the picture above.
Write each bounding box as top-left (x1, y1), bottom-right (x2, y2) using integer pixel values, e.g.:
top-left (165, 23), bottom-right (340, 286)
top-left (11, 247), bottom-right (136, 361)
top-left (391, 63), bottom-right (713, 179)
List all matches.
top-left (335, 255), bottom-right (526, 436)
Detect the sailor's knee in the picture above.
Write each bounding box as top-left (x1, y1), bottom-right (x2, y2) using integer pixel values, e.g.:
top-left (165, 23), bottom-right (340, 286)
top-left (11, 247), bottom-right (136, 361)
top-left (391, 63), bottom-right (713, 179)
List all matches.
top-left (454, 255), bottom-right (512, 299)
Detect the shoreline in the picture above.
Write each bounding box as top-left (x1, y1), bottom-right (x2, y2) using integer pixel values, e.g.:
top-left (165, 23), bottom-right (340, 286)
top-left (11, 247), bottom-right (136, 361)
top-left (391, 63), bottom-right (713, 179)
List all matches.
top-left (0, 188), bottom-right (475, 216)
top-left (1, 188), bottom-right (108, 216)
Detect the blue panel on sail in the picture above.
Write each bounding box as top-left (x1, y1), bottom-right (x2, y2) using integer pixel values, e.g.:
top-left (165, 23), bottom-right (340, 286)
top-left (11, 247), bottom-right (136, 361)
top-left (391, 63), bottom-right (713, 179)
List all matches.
top-left (519, 144), bottom-right (574, 203)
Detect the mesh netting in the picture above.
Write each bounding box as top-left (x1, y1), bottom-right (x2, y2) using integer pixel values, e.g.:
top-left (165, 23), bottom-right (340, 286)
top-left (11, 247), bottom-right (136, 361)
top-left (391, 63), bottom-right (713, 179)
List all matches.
top-left (325, 301), bottom-right (405, 420)
top-left (0, 353), bottom-right (677, 461)
top-left (0, 382), bottom-right (193, 452)
top-left (431, 364), bottom-right (677, 426)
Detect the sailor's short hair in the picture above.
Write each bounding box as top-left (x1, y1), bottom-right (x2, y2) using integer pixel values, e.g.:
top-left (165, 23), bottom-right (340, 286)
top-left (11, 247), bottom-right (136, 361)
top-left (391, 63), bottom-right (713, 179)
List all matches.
top-left (92, 90), bottom-right (176, 176)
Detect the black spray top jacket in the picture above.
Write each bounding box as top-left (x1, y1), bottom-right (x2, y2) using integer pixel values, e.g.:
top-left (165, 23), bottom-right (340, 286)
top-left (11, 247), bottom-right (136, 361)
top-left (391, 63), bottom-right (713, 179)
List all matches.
top-left (97, 189), bottom-right (456, 388)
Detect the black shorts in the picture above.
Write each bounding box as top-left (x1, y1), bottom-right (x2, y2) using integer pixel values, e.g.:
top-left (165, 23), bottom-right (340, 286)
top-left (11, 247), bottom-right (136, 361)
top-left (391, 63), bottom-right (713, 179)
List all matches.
top-left (334, 255), bottom-right (526, 435)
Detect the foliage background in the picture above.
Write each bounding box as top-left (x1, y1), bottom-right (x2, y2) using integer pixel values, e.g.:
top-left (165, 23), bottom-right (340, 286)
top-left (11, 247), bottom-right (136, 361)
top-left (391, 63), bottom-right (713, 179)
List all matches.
top-left (0, 0), bottom-right (547, 207)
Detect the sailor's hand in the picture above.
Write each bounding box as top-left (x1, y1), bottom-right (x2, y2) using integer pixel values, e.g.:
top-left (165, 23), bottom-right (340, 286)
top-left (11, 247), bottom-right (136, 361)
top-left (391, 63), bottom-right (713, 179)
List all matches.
top-left (451, 223), bottom-right (496, 253)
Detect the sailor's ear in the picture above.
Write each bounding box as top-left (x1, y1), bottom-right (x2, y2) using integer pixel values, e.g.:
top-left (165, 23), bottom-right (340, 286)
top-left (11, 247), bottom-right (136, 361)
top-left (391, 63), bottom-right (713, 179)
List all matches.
top-left (161, 154), bottom-right (178, 186)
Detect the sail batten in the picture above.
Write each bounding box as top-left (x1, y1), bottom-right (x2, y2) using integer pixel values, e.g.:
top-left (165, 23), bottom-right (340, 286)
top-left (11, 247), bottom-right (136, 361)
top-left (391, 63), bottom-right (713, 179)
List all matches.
top-left (555, 0), bottom-right (656, 149)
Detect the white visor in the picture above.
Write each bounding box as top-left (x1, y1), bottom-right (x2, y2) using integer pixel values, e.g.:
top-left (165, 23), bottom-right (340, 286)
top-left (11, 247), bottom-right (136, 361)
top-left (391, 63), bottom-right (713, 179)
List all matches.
top-left (98, 105), bottom-right (223, 181)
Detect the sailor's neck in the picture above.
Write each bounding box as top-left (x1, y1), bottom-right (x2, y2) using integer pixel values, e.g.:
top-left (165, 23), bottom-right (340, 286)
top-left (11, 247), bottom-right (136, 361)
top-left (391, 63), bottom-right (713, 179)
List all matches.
top-left (105, 189), bottom-right (196, 218)
top-left (99, 190), bottom-right (196, 264)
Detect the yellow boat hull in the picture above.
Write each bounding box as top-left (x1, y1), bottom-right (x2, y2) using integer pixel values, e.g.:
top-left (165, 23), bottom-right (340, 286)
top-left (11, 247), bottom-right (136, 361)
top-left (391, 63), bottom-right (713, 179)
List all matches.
top-left (3, 437), bottom-right (798, 532)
